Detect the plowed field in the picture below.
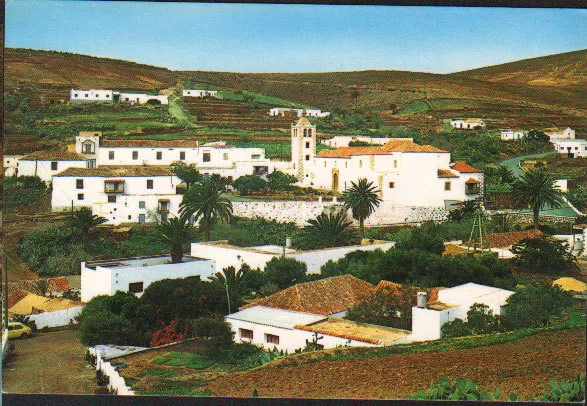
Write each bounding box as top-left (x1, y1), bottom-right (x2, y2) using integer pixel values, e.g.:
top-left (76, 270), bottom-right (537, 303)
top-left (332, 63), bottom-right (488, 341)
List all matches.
top-left (204, 328), bottom-right (585, 400)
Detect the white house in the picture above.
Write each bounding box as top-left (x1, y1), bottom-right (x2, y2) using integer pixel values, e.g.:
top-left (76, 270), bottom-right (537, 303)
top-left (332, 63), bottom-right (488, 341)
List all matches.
top-left (269, 107), bottom-right (330, 118)
top-left (554, 139), bottom-right (587, 158)
top-left (190, 239), bottom-right (395, 275)
top-left (8, 291), bottom-right (85, 329)
top-left (500, 129), bottom-right (528, 141)
top-left (52, 166), bottom-right (182, 224)
top-left (410, 282), bottom-right (515, 342)
top-left (75, 133), bottom-right (273, 181)
top-left (183, 89), bottom-right (218, 98)
top-left (450, 119), bottom-right (486, 130)
top-left (17, 151), bottom-right (91, 184)
top-left (321, 136), bottom-right (398, 148)
top-left (70, 89), bottom-right (114, 103)
top-left (544, 127), bottom-right (575, 142)
top-left (3, 154), bottom-right (23, 177)
top-left (118, 93), bottom-right (169, 105)
top-left (80, 255), bottom-right (216, 302)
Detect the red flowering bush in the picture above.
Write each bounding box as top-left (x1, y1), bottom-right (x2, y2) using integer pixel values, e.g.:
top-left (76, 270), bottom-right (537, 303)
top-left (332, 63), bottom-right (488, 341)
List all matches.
top-left (149, 319), bottom-right (194, 347)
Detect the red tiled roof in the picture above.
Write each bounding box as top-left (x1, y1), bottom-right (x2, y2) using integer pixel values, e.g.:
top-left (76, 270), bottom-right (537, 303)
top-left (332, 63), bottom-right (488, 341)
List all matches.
top-left (317, 139), bottom-right (447, 158)
top-left (483, 229), bottom-right (545, 248)
top-left (465, 177), bottom-right (481, 184)
top-left (452, 161), bottom-right (483, 173)
top-left (49, 277), bottom-right (69, 292)
top-left (241, 275), bottom-right (374, 316)
top-left (373, 281), bottom-right (444, 303)
top-left (438, 169), bottom-right (459, 178)
top-left (54, 165), bottom-right (173, 177)
top-left (20, 151), bottom-right (89, 161)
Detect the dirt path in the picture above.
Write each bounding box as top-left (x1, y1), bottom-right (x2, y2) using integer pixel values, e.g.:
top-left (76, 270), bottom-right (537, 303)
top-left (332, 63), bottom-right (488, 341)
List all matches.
top-left (204, 328), bottom-right (585, 400)
top-left (2, 329), bottom-right (98, 394)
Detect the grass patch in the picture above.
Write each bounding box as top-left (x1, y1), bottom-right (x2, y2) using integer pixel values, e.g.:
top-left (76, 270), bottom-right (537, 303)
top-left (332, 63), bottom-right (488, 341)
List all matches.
top-left (3, 179), bottom-right (49, 211)
top-left (151, 353), bottom-right (214, 370)
top-left (135, 378), bottom-right (213, 396)
top-left (395, 100), bottom-right (430, 115)
top-left (141, 368), bottom-right (182, 379)
top-left (219, 88), bottom-right (311, 109)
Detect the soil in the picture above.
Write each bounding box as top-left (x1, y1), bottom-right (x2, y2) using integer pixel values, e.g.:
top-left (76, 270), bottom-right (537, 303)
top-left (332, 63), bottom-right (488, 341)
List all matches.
top-left (203, 328), bottom-right (586, 400)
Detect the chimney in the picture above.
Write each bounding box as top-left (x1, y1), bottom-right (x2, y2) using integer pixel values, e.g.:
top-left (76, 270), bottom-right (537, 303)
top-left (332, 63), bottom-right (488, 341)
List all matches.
top-left (285, 238), bottom-right (292, 249)
top-left (417, 292), bottom-right (428, 308)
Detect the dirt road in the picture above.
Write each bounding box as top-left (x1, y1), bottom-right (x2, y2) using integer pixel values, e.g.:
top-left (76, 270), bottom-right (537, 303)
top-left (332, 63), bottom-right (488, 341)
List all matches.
top-left (2, 329), bottom-right (97, 394)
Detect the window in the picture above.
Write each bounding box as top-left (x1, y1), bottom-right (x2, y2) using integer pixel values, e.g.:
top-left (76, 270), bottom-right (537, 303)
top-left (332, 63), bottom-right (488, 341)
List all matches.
top-left (132, 151), bottom-right (138, 160)
top-left (180, 151), bottom-right (186, 160)
top-left (240, 329), bottom-right (253, 340)
top-left (76, 179), bottom-right (84, 189)
top-left (96, 94), bottom-right (99, 98)
top-left (147, 179), bottom-right (154, 189)
top-left (109, 151), bottom-right (115, 160)
top-left (265, 333), bottom-right (279, 345)
top-left (51, 162), bottom-right (58, 171)
top-left (223, 153), bottom-right (229, 160)
top-left (77, 193), bottom-right (84, 201)
top-left (156, 151), bottom-right (162, 160)
top-left (359, 160), bottom-right (363, 168)
top-left (304, 129), bottom-right (308, 137)
top-left (251, 154), bottom-right (260, 160)
top-left (108, 195), bottom-right (116, 203)
top-left (138, 214), bottom-right (146, 224)
top-left (85, 94), bottom-right (89, 98)
top-left (106, 94), bottom-right (110, 98)
top-left (104, 181), bottom-right (124, 193)
top-left (88, 160), bottom-right (96, 168)
top-left (74, 93), bottom-right (78, 97)
top-left (305, 155), bottom-right (310, 161)
top-left (389, 182), bottom-right (395, 189)
top-left (324, 161), bottom-right (327, 167)
top-left (128, 282), bottom-right (144, 294)
top-left (203, 152), bottom-right (211, 162)
top-left (394, 160), bottom-right (398, 168)
top-left (305, 142), bottom-right (310, 149)
top-left (139, 201), bottom-right (146, 209)
top-left (445, 181), bottom-right (451, 191)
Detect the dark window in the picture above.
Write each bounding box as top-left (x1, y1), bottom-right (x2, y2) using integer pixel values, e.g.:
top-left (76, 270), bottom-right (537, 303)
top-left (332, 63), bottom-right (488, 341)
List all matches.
top-left (139, 201), bottom-right (146, 209)
top-left (305, 155), bottom-right (310, 161)
top-left (203, 152), bottom-right (211, 162)
top-left (85, 94), bottom-right (88, 98)
top-left (147, 179), bottom-right (154, 189)
top-left (132, 151), bottom-right (138, 160)
top-left (306, 142), bottom-right (310, 149)
top-left (74, 93), bottom-right (78, 97)
top-left (128, 282), bottom-right (144, 294)
top-left (77, 193), bottom-right (84, 201)
top-left (108, 195), bottom-right (116, 203)
top-left (389, 182), bottom-right (395, 189)
top-left (109, 151), bottom-right (114, 160)
top-left (156, 151), bottom-right (162, 160)
top-left (240, 329), bottom-right (253, 340)
top-left (51, 162), bottom-right (58, 171)
top-left (180, 151), bottom-right (186, 160)
top-left (76, 179), bottom-right (84, 189)
top-left (106, 94), bottom-right (110, 98)
top-left (445, 181), bottom-right (451, 191)
top-left (265, 334), bottom-right (279, 345)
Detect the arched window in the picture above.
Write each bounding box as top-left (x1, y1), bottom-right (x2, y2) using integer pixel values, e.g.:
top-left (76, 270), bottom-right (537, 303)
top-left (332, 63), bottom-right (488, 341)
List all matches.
top-left (304, 129), bottom-right (308, 137)
top-left (359, 160), bottom-right (363, 168)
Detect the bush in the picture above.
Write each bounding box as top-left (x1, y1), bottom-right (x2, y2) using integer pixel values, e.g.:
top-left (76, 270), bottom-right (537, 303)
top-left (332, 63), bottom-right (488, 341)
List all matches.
top-left (233, 175), bottom-right (266, 196)
top-left (192, 318), bottom-right (235, 360)
top-left (394, 227), bottom-right (445, 255)
top-left (263, 257), bottom-right (307, 289)
top-left (541, 373), bottom-right (585, 402)
top-left (511, 237), bottom-right (576, 274)
top-left (440, 318), bottom-right (471, 339)
top-left (267, 171), bottom-right (297, 191)
top-left (409, 376), bottom-right (501, 401)
top-left (441, 303), bottom-right (502, 338)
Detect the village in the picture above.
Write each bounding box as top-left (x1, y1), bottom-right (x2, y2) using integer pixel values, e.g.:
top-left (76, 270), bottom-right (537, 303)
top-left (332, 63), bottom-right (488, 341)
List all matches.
top-left (1, 3), bottom-right (586, 402)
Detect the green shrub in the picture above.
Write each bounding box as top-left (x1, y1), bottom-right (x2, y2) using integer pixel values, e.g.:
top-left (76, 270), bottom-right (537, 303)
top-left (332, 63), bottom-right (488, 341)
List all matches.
top-left (409, 376), bottom-right (501, 401)
top-left (511, 237), bottom-right (576, 274)
top-left (233, 175), bottom-right (266, 196)
top-left (541, 373), bottom-right (585, 402)
top-left (264, 257), bottom-right (307, 289)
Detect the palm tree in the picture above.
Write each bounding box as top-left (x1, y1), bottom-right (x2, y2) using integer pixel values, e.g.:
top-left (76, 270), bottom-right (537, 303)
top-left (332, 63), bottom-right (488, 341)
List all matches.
top-left (209, 266), bottom-right (250, 314)
top-left (342, 178), bottom-right (382, 239)
top-left (511, 169), bottom-right (564, 230)
top-left (67, 207), bottom-right (107, 241)
top-left (155, 215), bottom-right (199, 263)
top-left (180, 177), bottom-right (233, 241)
top-left (496, 165), bottom-right (515, 184)
top-left (297, 210), bottom-right (360, 249)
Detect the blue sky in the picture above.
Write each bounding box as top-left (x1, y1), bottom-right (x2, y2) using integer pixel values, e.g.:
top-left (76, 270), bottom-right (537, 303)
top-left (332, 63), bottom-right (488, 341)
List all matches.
top-left (5, 1), bottom-right (586, 73)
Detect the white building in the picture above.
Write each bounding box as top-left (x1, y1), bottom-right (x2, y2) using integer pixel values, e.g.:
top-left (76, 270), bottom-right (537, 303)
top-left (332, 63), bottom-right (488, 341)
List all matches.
top-left (544, 127), bottom-right (575, 142)
top-left (17, 151), bottom-right (91, 184)
top-left (70, 89), bottom-right (114, 103)
top-left (450, 119), bottom-right (486, 130)
top-left (322, 136), bottom-right (399, 148)
top-left (75, 133), bottom-right (273, 181)
top-left (118, 93), bottom-right (169, 105)
top-left (554, 139), bottom-right (587, 158)
top-left (500, 129), bottom-right (528, 141)
top-left (190, 240), bottom-right (395, 275)
top-left (52, 166), bottom-right (182, 224)
top-left (410, 282), bottom-right (515, 342)
top-left (3, 154), bottom-right (23, 177)
top-left (80, 255), bottom-right (216, 302)
top-left (183, 89), bottom-right (218, 98)
top-left (269, 107), bottom-right (330, 118)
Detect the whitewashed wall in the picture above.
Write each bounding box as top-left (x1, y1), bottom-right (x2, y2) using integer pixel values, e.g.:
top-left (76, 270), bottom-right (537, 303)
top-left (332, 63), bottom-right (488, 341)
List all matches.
top-left (89, 347), bottom-right (135, 396)
top-left (232, 201), bottom-right (340, 226)
top-left (18, 160), bottom-right (88, 183)
top-left (26, 306), bottom-right (84, 329)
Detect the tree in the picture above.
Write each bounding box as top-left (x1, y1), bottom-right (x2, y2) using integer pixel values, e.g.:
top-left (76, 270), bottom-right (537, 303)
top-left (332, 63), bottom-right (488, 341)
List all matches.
top-left (342, 178), bottom-right (382, 239)
top-left (180, 177), bottom-right (233, 241)
top-left (525, 129), bottom-right (550, 143)
top-left (511, 170), bottom-right (564, 229)
top-left (263, 257), bottom-right (307, 289)
top-left (170, 161), bottom-right (201, 191)
top-left (501, 283), bottom-right (574, 330)
top-left (496, 165), bottom-right (516, 184)
top-left (155, 215), bottom-right (199, 263)
top-left (267, 171), bottom-right (297, 192)
top-left (296, 211), bottom-right (360, 250)
top-left (394, 227), bottom-right (445, 255)
top-left (67, 207), bottom-right (107, 241)
top-left (209, 265), bottom-right (251, 313)
top-left (448, 199), bottom-right (481, 222)
top-left (233, 175), bottom-right (267, 196)
top-left (511, 237), bottom-right (576, 274)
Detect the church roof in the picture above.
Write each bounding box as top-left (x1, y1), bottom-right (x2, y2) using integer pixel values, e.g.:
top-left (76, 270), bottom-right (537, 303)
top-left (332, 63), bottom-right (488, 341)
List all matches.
top-left (317, 139), bottom-right (446, 158)
top-left (296, 117), bottom-right (312, 126)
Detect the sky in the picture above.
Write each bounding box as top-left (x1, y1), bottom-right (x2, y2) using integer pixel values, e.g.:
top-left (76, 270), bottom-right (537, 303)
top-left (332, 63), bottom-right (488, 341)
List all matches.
top-left (5, 1), bottom-right (586, 73)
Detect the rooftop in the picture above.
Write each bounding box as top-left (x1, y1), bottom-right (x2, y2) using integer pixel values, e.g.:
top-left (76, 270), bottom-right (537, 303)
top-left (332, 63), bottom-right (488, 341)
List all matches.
top-left (451, 161), bottom-right (484, 173)
top-left (8, 292), bottom-right (84, 316)
top-left (20, 151), bottom-right (90, 161)
top-left (54, 165), bottom-right (174, 177)
top-left (484, 229), bottom-right (545, 248)
top-left (226, 306), bottom-right (325, 330)
top-left (438, 169), bottom-right (459, 178)
top-left (295, 318), bottom-right (410, 345)
top-left (373, 280), bottom-right (444, 303)
top-left (439, 282), bottom-right (514, 307)
top-left (317, 139), bottom-right (447, 158)
top-left (84, 254), bottom-right (206, 270)
top-left (101, 139), bottom-right (203, 148)
top-left (242, 274), bottom-right (374, 316)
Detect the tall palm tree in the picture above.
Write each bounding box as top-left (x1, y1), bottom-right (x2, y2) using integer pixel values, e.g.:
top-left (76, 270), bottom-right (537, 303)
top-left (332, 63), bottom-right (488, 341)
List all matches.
top-left (67, 207), bottom-right (107, 241)
top-left (155, 215), bottom-right (199, 263)
top-left (511, 169), bottom-right (564, 230)
top-left (180, 177), bottom-right (233, 241)
top-left (209, 266), bottom-right (250, 314)
top-left (496, 165), bottom-right (515, 184)
top-left (342, 178), bottom-right (382, 239)
top-left (298, 210), bottom-right (360, 249)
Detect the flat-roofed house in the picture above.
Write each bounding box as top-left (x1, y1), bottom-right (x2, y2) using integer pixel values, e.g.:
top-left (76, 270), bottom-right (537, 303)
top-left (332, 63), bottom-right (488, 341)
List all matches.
top-left (554, 139), bottom-right (587, 158)
top-left (118, 93), bottom-right (169, 105)
top-left (70, 89), bottom-right (114, 103)
top-left (450, 119), bottom-right (485, 130)
top-left (500, 129), bottom-right (528, 141)
top-left (17, 151), bottom-right (91, 184)
top-left (183, 89), bottom-right (218, 98)
top-left (544, 127), bottom-right (575, 142)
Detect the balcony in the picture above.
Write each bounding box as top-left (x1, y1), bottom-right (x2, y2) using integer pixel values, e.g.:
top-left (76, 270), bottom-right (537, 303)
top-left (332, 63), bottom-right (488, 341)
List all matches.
top-left (104, 180), bottom-right (125, 193)
top-left (466, 185), bottom-right (481, 195)
top-left (253, 166), bottom-right (268, 175)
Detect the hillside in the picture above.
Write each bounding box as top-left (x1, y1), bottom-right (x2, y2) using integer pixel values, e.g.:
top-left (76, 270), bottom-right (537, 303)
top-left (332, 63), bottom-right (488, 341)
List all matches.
top-left (452, 49), bottom-right (587, 91)
top-left (4, 48), bottom-right (175, 91)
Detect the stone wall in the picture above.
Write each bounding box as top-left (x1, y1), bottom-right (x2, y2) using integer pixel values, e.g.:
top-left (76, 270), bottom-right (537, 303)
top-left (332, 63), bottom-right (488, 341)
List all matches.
top-left (503, 212), bottom-right (577, 225)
